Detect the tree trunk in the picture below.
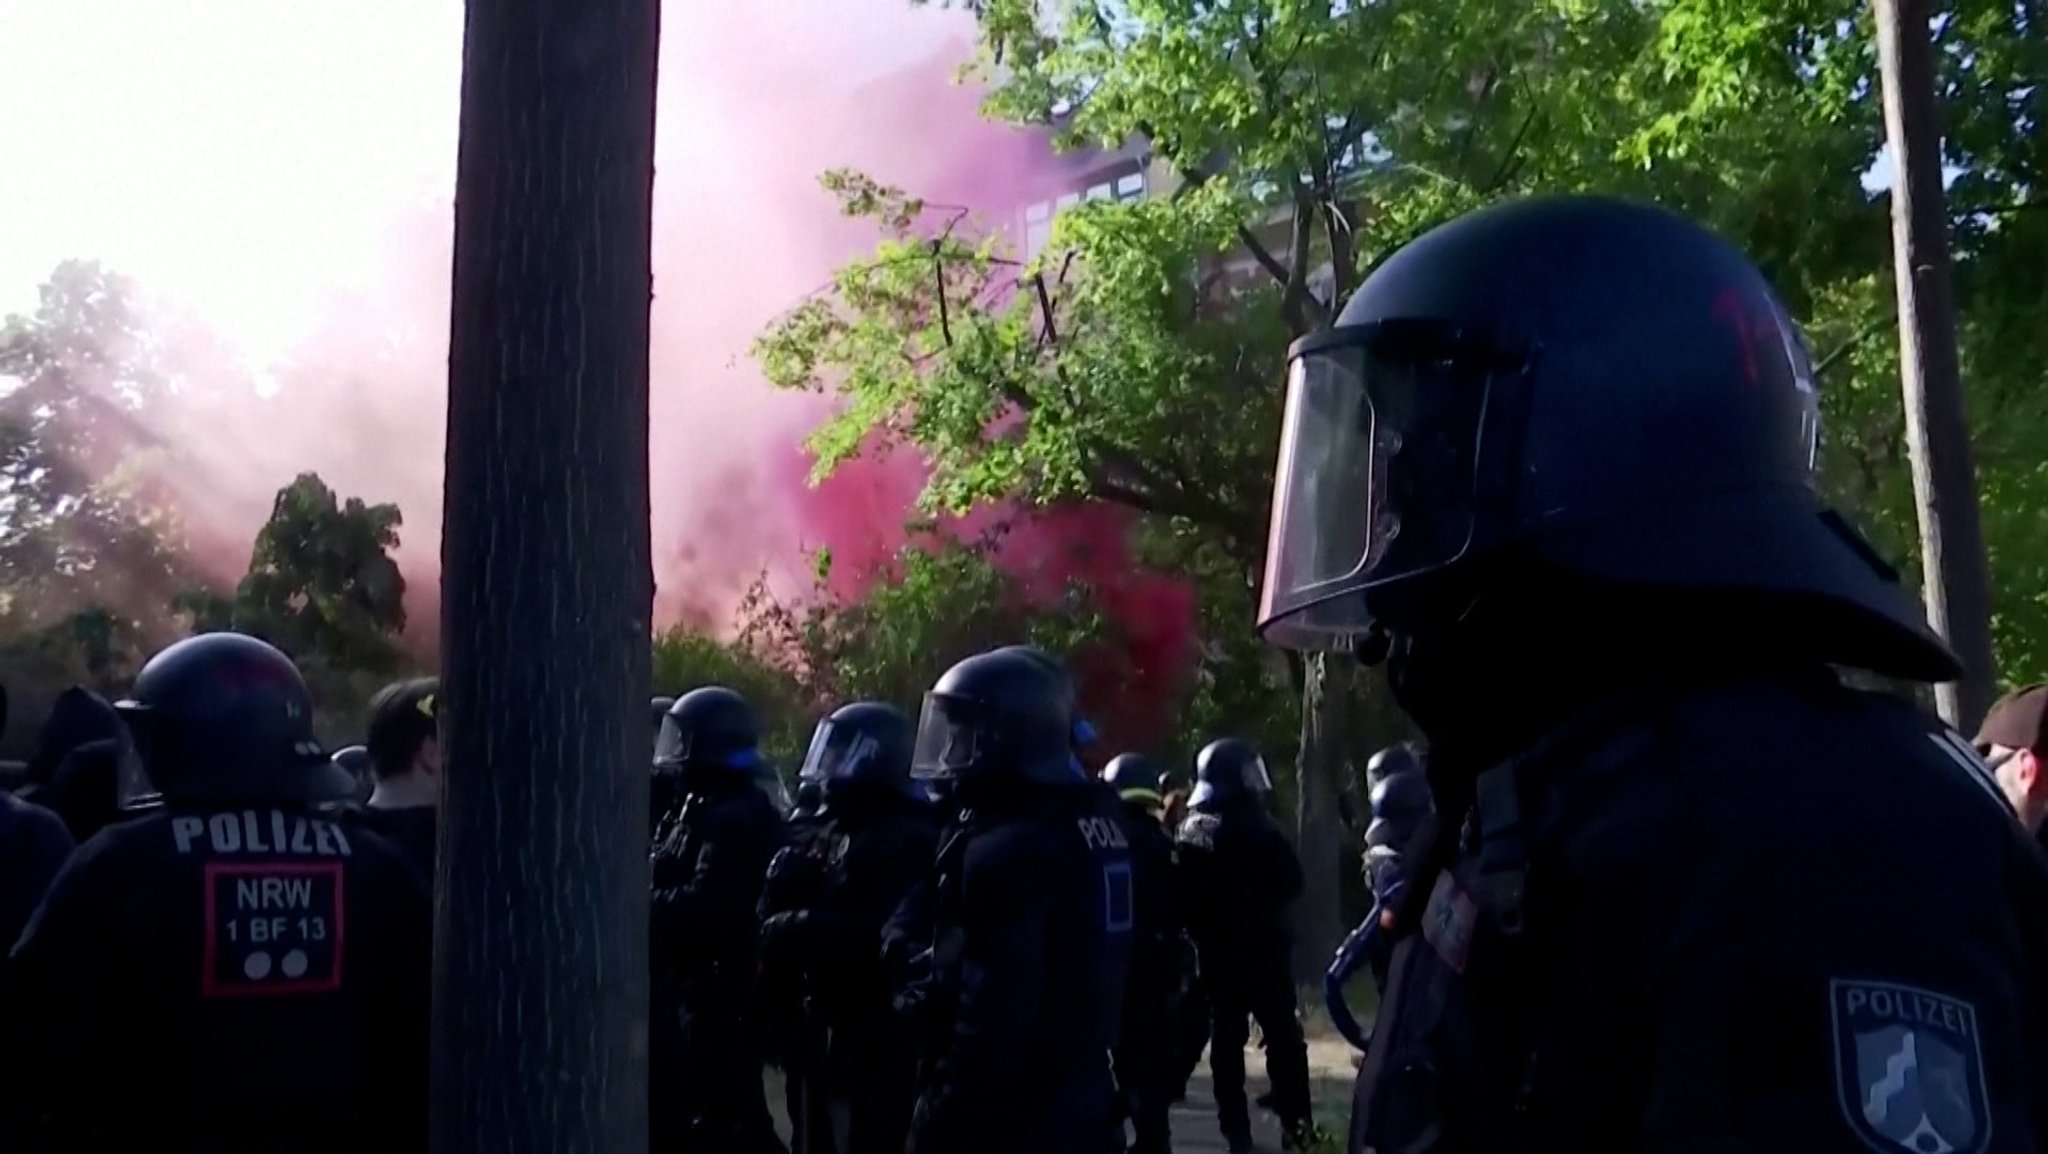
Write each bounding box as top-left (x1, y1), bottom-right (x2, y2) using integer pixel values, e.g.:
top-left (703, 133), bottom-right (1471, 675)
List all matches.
top-left (1292, 651), bottom-right (1348, 986)
top-left (434, 1), bottom-right (659, 1151)
top-left (1872, 0), bottom-right (1997, 731)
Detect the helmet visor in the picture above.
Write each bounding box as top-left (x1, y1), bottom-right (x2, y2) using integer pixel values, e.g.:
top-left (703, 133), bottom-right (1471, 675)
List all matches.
top-left (652, 715), bottom-right (690, 772)
top-left (112, 730), bottom-right (160, 813)
top-left (910, 694), bottom-right (986, 782)
top-left (799, 720), bottom-right (885, 784)
top-left (1258, 321), bottom-right (1514, 649)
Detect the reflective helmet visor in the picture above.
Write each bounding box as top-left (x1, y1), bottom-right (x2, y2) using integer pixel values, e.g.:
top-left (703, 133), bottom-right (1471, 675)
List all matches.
top-left (910, 694), bottom-right (986, 782)
top-left (799, 720), bottom-right (886, 784)
top-left (1258, 321), bottom-right (1520, 649)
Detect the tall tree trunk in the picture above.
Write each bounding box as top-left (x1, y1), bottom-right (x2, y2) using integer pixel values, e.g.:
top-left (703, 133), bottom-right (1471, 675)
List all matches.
top-left (434, 1), bottom-right (660, 1151)
top-left (1292, 651), bottom-right (1348, 986)
top-left (1873, 0), bottom-right (1996, 730)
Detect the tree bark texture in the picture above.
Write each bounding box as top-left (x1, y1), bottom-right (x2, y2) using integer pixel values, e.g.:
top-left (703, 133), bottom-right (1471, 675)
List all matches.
top-left (435, 1), bottom-right (659, 1151)
top-left (1873, 0), bottom-right (1997, 730)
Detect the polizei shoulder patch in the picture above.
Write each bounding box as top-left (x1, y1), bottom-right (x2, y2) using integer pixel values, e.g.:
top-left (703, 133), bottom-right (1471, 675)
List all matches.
top-left (1830, 979), bottom-right (1991, 1154)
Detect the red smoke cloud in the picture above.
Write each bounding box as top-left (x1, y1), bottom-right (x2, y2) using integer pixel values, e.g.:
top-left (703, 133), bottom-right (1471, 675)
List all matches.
top-left (27, 0), bottom-right (1198, 746)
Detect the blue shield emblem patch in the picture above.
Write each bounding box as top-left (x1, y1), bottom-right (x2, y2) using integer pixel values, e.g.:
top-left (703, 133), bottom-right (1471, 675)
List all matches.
top-left (1830, 980), bottom-right (1991, 1154)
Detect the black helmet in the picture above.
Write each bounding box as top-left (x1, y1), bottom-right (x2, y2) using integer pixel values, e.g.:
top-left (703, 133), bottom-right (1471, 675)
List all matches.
top-left (1256, 194), bottom-right (1956, 682)
top-left (655, 686), bottom-right (761, 774)
top-left (912, 647), bottom-right (1079, 787)
top-left (790, 778), bottom-right (825, 820)
top-left (1189, 738), bottom-right (1272, 813)
top-left (991, 643), bottom-right (1100, 762)
top-left (800, 701), bottom-right (919, 803)
top-left (1103, 752), bottom-right (1163, 808)
top-left (114, 632), bottom-right (346, 807)
top-left (1364, 743), bottom-right (1422, 791)
top-left (1363, 744), bottom-right (1431, 844)
top-left (332, 744), bottom-right (374, 802)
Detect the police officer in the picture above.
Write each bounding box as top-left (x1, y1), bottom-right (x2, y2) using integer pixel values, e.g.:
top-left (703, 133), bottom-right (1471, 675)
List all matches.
top-left (1325, 743), bottom-right (1436, 1055)
top-left (789, 777), bottom-right (826, 824)
top-left (1248, 194), bottom-right (2048, 1152)
top-left (16, 687), bottom-right (130, 843)
top-left (757, 742), bottom-right (836, 1151)
top-left (0, 780), bottom-right (72, 956)
top-left (2, 632), bottom-right (431, 1153)
top-left (651, 694), bottom-right (679, 838)
top-left (1176, 738), bottom-right (1316, 1151)
top-left (649, 685), bottom-right (787, 1154)
top-left (906, 646), bottom-right (1133, 1153)
top-left (760, 701), bottom-right (940, 1154)
top-left (1102, 752), bottom-right (1181, 1154)
top-left (1360, 743), bottom-right (1429, 985)
top-left (331, 745), bottom-right (374, 806)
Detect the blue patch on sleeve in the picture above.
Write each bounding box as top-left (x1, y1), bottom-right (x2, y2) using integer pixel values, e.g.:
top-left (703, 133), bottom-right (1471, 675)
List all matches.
top-left (1102, 861), bottom-right (1134, 935)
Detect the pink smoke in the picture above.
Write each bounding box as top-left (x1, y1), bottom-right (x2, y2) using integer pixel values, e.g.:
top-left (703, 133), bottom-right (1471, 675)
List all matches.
top-left (71, 0), bottom-right (1197, 742)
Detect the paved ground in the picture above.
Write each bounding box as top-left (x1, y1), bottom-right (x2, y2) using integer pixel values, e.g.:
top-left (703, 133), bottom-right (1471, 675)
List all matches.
top-left (768, 1035), bottom-right (1359, 1153)
top-left (1168, 1038), bottom-right (1356, 1153)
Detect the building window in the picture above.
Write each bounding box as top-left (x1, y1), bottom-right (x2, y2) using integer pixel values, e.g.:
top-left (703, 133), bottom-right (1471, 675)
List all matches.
top-left (1086, 181), bottom-right (1114, 202)
top-left (1115, 171), bottom-right (1145, 200)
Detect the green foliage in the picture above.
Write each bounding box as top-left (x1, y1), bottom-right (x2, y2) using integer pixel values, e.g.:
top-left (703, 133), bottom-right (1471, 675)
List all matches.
top-left (791, 0), bottom-right (2048, 716)
top-left (650, 532), bottom-right (1121, 769)
top-left (0, 261), bottom-right (199, 635)
top-left (228, 472), bottom-right (409, 673)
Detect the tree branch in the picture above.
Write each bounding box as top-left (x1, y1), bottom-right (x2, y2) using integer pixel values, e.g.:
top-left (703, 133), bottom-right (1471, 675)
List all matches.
top-left (1813, 313), bottom-right (1894, 380)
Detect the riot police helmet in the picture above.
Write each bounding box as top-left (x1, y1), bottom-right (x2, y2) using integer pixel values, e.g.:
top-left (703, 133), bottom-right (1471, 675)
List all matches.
top-left (1103, 752), bottom-right (1164, 808)
top-left (1363, 743), bottom-right (1431, 845)
top-left (800, 700), bottom-right (919, 803)
top-left (332, 744), bottom-right (374, 804)
top-left (650, 695), bottom-right (676, 731)
top-left (991, 643), bottom-right (1096, 773)
top-left (1256, 194), bottom-right (1956, 682)
top-left (1365, 743), bottom-right (1422, 791)
top-left (1189, 738), bottom-right (1272, 813)
top-left (790, 778), bottom-right (825, 820)
top-left (912, 647), bottom-right (1077, 788)
top-left (655, 686), bottom-right (761, 774)
top-left (113, 632), bottom-right (347, 808)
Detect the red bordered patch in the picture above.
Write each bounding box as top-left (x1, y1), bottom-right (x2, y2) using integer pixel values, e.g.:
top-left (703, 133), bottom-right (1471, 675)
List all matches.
top-left (201, 861), bottom-right (346, 998)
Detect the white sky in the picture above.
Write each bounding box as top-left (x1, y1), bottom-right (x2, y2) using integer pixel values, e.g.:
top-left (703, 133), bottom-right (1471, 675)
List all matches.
top-left (0, 0), bottom-right (943, 371)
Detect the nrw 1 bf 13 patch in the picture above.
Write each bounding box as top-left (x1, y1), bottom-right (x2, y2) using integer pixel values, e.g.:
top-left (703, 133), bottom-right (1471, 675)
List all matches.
top-left (1830, 979), bottom-right (1991, 1154)
top-left (202, 861), bottom-right (345, 998)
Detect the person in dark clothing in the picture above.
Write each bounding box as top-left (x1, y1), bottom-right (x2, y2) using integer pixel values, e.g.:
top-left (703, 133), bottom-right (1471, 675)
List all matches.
top-left (1359, 743), bottom-right (1429, 985)
top-left (16, 688), bottom-right (131, 843)
top-left (1101, 752), bottom-right (1181, 1154)
top-left (906, 646), bottom-right (1133, 1154)
top-left (2, 631), bottom-right (431, 1154)
top-left (759, 701), bottom-right (940, 1154)
top-left (1324, 743), bottom-right (1435, 1055)
top-left (1975, 683), bottom-right (2048, 838)
top-left (652, 695), bottom-right (681, 838)
top-left (1248, 194), bottom-right (2048, 1154)
top-left (1176, 738), bottom-right (1316, 1152)
top-left (0, 788), bottom-right (72, 953)
top-left (1159, 784), bottom-right (1208, 1103)
top-left (650, 685), bottom-right (788, 1154)
top-left (788, 777), bottom-right (826, 824)
top-left (357, 678), bottom-right (439, 882)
